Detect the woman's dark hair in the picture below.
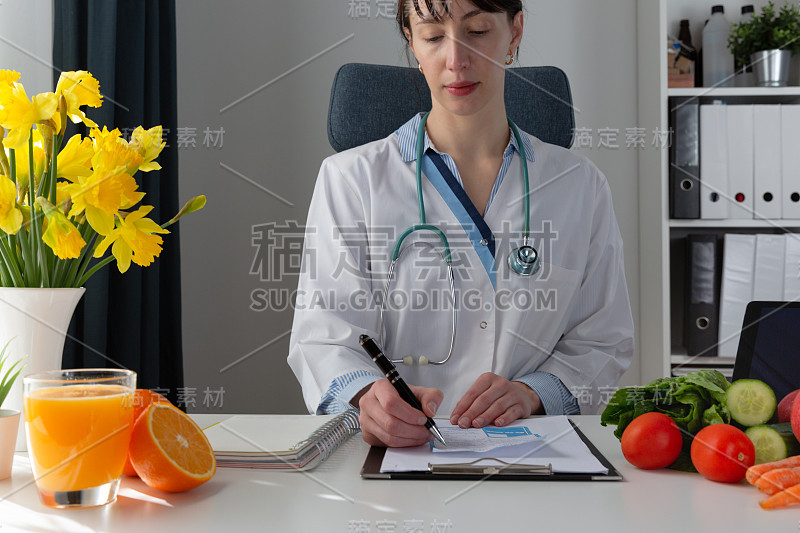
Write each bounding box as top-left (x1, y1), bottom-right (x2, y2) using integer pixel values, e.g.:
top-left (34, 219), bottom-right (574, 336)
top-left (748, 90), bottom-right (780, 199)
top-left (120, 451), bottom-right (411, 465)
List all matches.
top-left (396, 0), bottom-right (523, 44)
top-left (395, 0), bottom-right (524, 97)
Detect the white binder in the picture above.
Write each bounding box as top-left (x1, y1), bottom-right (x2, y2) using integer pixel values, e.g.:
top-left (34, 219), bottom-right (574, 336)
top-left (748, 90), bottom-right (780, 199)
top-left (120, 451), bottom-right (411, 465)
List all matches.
top-left (784, 234), bottom-right (800, 301)
top-left (719, 234), bottom-right (756, 357)
top-left (727, 105), bottom-right (754, 219)
top-left (754, 105), bottom-right (782, 219)
top-left (753, 234), bottom-right (785, 300)
top-left (781, 106), bottom-right (800, 219)
top-left (700, 104), bottom-right (729, 219)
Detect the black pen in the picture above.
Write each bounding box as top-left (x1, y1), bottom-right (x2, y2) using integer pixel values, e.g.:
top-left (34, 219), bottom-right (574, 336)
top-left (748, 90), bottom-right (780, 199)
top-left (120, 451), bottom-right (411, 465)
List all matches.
top-left (359, 334), bottom-right (446, 446)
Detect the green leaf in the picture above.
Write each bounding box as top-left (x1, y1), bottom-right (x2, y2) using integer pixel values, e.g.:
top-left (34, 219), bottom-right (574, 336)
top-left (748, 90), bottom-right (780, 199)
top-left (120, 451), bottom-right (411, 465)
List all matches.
top-left (600, 370), bottom-right (731, 443)
top-left (0, 338), bottom-right (25, 407)
top-left (728, 1), bottom-right (800, 61)
top-left (702, 404), bottom-right (728, 426)
top-left (666, 449), bottom-right (697, 473)
top-left (683, 369), bottom-right (729, 404)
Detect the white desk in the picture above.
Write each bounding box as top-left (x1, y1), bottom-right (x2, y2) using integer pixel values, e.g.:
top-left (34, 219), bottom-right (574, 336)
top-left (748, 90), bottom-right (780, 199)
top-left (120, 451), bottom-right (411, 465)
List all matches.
top-left (1, 415), bottom-right (797, 532)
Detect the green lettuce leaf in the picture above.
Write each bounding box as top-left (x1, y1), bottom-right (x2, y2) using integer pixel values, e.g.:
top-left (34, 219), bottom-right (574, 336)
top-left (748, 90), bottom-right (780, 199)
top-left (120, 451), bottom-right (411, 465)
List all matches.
top-left (600, 369), bottom-right (730, 471)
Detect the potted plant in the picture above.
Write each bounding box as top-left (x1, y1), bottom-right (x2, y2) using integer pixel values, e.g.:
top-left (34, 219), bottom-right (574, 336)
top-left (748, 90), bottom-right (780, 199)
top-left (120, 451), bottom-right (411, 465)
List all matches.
top-left (0, 340), bottom-right (24, 480)
top-left (728, 1), bottom-right (800, 86)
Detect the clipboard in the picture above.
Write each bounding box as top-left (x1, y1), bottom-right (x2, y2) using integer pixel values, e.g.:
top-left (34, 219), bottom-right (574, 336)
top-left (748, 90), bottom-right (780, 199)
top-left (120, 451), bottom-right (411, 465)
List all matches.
top-left (360, 420), bottom-right (623, 481)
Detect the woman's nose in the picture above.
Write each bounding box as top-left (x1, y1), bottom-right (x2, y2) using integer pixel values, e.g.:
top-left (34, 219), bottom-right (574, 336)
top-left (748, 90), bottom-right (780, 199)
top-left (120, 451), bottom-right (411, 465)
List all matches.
top-left (444, 34), bottom-right (470, 71)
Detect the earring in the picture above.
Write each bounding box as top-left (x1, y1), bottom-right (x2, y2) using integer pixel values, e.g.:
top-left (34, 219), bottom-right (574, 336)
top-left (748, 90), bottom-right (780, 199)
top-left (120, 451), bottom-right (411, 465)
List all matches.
top-left (505, 52), bottom-right (514, 66)
top-left (419, 63), bottom-right (424, 73)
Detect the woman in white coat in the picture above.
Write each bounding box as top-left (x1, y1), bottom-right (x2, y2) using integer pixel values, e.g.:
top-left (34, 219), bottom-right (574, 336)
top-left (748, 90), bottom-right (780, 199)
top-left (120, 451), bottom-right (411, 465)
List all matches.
top-left (288, 0), bottom-right (634, 447)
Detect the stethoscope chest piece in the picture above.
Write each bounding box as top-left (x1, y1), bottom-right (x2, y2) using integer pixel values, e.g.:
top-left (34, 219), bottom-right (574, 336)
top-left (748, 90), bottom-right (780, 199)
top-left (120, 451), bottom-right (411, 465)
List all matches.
top-left (508, 245), bottom-right (540, 276)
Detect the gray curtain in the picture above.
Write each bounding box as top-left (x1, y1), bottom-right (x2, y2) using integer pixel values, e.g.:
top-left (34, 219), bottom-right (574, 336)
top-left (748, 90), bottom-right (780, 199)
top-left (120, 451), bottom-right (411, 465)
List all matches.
top-left (53, 0), bottom-right (184, 406)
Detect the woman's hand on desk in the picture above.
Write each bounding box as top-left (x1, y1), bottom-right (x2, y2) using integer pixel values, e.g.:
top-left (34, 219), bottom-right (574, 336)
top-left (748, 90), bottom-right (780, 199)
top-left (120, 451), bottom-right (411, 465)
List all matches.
top-left (450, 373), bottom-right (544, 429)
top-left (356, 379), bottom-right (443, 448)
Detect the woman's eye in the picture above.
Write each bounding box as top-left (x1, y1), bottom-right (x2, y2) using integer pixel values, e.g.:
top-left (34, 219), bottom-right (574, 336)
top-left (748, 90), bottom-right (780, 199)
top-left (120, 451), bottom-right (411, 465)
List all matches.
top-left (425, 35), bottom-right (443, 43)
top-left (471, 30), bottom-right (489, 36)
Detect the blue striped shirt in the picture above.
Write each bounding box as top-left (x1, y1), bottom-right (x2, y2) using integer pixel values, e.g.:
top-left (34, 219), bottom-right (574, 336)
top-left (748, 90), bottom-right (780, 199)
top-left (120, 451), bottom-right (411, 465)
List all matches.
top-left (316, 113), bottom-right (579, 417)
top-left (395, 112), bottom-right (536, 215)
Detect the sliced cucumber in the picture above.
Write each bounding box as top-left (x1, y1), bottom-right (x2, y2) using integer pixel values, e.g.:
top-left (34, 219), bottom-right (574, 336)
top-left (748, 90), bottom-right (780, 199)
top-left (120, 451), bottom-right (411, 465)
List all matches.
top-left (745, 423), bottom-right (800, 464)
top-left (726, 379), bottom-right (776, 427)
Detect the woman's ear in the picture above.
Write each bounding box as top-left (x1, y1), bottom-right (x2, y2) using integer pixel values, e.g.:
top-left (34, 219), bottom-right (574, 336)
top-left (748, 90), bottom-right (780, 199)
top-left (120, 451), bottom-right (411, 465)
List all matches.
top-left (509, 11), bottom-right (524, 52)
top-left (404, 27), bottom-right (414, 54)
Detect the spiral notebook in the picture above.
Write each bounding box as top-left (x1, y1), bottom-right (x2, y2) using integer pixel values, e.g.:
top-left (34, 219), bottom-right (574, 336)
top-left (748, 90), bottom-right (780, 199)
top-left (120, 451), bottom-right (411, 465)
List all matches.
top-left (203, 411), bottom-right (360, 470)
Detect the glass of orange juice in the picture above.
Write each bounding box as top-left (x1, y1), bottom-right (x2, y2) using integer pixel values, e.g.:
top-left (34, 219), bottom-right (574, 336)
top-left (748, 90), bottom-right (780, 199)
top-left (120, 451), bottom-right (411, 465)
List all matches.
top-left (23, 369), bottom-right (136, 508)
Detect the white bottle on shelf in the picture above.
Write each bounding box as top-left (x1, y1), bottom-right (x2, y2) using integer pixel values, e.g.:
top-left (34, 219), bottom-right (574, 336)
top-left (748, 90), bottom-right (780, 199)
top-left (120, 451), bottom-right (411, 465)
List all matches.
top-left (703, 5), bottom-right (734, 88)
top-left (735, 5), bottom-right (756, 87)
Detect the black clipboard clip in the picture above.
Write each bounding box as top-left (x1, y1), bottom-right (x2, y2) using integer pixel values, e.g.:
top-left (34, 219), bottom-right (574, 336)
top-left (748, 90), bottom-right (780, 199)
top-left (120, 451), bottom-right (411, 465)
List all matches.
top-left (427, 458), bottom-right (553, 476)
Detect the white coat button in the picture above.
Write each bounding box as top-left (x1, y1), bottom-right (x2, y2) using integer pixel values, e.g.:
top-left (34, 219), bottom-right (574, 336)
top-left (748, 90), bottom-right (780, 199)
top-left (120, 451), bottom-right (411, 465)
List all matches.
top-left (480, 321), bottom-right (488, 329)
top-left (480, 239), bottom-right (488, 246)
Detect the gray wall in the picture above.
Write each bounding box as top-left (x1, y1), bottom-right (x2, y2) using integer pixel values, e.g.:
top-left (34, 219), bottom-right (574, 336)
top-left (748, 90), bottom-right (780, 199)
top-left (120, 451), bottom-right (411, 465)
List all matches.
top-left (0, 0), bottom-right (52, 95)
top-left (176, 0), bottom-right (641, 414)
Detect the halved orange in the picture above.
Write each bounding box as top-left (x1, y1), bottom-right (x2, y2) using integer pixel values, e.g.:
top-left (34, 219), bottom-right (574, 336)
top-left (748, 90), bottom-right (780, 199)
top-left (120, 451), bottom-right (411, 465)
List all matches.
top-left (129, 402), bottom-right (216, 492)
top-left (123, 389), bottom-right (169, 476)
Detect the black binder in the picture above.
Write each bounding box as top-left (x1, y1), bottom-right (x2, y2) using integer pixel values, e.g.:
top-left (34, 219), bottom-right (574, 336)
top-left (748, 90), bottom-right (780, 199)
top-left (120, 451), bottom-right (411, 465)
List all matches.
top-left (670, 99), bottom-right (700, 219)
top-left (684, 234), bottom-right (722, 357)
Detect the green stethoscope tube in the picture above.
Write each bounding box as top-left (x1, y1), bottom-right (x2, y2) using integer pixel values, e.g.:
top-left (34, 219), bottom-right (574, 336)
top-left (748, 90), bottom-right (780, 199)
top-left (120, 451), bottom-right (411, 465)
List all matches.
top-left (380, 111), bottom-right (536, 366)
top-left (391, 111), bottom-right (532, 261)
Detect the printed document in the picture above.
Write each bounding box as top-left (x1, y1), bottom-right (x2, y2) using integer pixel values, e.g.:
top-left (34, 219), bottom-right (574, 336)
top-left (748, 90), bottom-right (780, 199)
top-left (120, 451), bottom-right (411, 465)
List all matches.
top-left (432, 425), bottom-right (544, 453)
top-left (381, 415), bottom-right (607, 474)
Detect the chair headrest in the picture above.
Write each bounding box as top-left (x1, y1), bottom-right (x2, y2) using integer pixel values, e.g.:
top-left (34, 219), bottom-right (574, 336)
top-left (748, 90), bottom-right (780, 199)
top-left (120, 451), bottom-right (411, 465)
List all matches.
top-left (327, 63), bottom-right (575, 152)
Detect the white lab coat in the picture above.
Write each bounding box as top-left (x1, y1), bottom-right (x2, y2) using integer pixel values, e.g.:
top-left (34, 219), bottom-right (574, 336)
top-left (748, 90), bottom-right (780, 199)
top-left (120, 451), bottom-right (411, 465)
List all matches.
top-left (288, 128), bottom-right (634, 416)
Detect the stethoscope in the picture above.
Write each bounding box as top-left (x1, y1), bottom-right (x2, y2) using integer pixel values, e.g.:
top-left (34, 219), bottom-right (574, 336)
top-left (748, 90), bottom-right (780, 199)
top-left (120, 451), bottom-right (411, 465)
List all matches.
top-left (379, 111), bottom-right (540, 366)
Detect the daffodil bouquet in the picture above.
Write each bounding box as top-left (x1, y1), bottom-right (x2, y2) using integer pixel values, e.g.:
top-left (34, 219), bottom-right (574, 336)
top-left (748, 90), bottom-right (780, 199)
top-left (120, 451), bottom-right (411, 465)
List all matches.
top-left (0, 70), bottom-right (204, 287)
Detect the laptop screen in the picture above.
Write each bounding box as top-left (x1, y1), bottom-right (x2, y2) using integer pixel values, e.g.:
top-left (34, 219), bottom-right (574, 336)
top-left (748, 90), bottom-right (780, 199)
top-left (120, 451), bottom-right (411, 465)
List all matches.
top-left (733, 302), bottom-right (800, 403)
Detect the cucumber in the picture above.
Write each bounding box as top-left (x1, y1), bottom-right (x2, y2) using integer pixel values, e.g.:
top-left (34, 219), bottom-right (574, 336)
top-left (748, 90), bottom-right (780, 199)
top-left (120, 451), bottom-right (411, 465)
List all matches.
top-left (726, 379), bottom-right (776, 427)
top-left (745, 423), bottom-right (800, 464)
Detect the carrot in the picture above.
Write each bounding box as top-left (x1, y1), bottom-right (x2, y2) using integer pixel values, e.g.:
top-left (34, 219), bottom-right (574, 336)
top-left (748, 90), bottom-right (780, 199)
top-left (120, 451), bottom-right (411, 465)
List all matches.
top-left (747, 455), bottom-right (800, 485)
top-left (755, 467), bottom-right (800, 495)
top-left (760, 483), bottom-right (800, 510)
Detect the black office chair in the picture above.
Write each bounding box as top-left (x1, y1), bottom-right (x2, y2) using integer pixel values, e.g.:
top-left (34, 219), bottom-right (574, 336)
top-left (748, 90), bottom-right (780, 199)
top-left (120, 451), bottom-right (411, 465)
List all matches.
top-left (327, 63), bottom-right (575, 152)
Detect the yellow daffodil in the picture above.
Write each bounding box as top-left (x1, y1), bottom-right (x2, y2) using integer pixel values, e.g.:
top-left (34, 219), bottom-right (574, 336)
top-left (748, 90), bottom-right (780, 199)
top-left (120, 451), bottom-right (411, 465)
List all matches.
top-left (10, 128), bottom-right (46, 197)
top-left (53, 71), bottom-right (102, 131)
top-left (56, 134), bottom-right (94, 180)
top-left (164, 195), bottom-right (207, 227)
top-left (0, 70), bottom-right (201, 287)
top-left (56, 180), bottom-right (71, 212)
top-left (129, 126), bottom-right (165, 172)
top-left (0, 174), bottom-right (22, 234)
top-left (37, 198), bottom-right (85, 259)
top-left (0, 70), bottom-right (20, 127)
top-left (0, 82), bottom-right (58, 150)
top-left (90, 126), bottom-right (143, 175)
top-left (64, 169), bottom-right (143, 235)
top-left (0, 70), bottom-right (20, 85)
top-left (93, 205), bottom-right (169, 273)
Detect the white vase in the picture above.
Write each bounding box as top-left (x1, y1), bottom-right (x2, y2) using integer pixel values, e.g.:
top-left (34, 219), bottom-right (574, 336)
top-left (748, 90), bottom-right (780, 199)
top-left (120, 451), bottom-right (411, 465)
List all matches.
top-left (0, 409), bottom-right (20, 480)
top-left (0, 288), bottom-right (85, 451)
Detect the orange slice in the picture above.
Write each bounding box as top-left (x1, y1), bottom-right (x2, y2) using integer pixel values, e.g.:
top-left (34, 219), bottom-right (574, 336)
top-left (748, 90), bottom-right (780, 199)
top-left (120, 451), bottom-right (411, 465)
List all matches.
top-left (123, 389), bottom-right (169, 476)
top-left (129, 402), bottom-right (216, 492)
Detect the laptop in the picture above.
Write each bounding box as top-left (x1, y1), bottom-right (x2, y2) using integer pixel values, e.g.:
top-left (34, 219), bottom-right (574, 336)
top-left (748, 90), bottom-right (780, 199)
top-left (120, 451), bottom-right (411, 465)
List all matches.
top-left (732, 301), bottom-right (800, 402)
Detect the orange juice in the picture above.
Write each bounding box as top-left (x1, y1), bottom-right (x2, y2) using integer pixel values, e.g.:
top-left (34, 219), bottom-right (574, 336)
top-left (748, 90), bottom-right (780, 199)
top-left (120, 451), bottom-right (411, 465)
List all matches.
top-left (24, 384), bottom-right (134, 492)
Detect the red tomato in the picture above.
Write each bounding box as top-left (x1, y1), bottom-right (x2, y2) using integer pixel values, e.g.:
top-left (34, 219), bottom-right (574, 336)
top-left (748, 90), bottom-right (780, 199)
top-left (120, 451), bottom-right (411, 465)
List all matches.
top-left (620, 412), bottom-right (683, 469)
top-left (690, 424), bottom-right (755, 483)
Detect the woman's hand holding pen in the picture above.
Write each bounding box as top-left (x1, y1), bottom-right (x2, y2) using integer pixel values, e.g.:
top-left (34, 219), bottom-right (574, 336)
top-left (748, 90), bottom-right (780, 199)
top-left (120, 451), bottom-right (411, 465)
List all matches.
top-left (450, 372), bottom-right (544, 429)
top-left (356, 379), bottom-right (443, 448)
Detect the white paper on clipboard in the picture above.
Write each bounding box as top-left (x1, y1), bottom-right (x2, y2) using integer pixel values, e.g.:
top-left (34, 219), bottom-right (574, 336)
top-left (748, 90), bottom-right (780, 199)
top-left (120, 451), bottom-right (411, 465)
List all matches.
top-left (380, 416), bottom-right (607, 474)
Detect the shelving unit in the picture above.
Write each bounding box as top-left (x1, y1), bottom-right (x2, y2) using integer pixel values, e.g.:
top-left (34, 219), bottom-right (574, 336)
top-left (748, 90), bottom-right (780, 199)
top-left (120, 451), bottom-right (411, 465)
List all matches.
top-left (637, 0), bottom-right (800, 383)
top-left (669, 220), bottom-right (800, 228)
top-left (669, 87), bottom-right (800, 98)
